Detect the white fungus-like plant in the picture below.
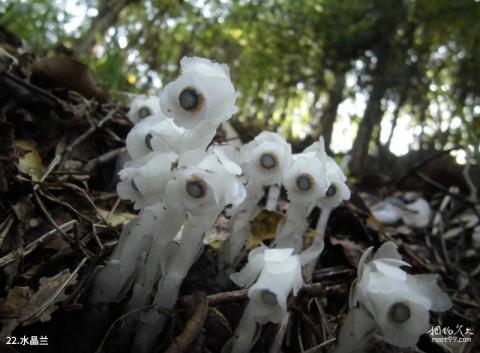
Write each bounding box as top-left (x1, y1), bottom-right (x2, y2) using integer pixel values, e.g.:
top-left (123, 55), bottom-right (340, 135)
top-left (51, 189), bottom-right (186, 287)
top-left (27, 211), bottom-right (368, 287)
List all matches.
top-left (130, 147), bottom-right (246, 353)
top-left (126, 94), bottom-right (162, 123)
top-left (218, 132), bottom-right (292, 271)
top-left (116, 151), bottom-right (178, 210)
top-left (89, 56), bottom-right (246, 353)
top-left (159, 56), bottom-right (238, 129)
top-left (88, 55), bottom-right (452, 353)
top-left (333, 241), bottom-right (452, 353)
top-left (226, 247), bottom-right (302, 353)
top-left (275, 139), bottom-right (329, 251)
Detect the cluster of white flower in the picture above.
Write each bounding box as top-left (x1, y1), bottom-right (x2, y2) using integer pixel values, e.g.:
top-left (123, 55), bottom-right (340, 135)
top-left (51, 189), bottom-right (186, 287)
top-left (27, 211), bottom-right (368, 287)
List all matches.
top-left (333, 241), bottom-right (452, 353)
top-left (90, 57), bottom-right (244, 353)
top-left (218, 132), bottom-right (351, 272)
top-left (87, 57), bottom-right (452, 353)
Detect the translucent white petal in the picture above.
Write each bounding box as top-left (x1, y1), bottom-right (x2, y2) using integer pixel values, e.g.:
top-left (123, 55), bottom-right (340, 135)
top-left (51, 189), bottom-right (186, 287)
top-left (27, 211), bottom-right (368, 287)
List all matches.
top-left (230, 249), bottom-right (265, 287)
top-left (372, 241), bottom-right (402, 262)
top-left (357, 246), bottom-right (374, 278)
top-left (283, 153), bottom-right (328, 204)
top-left (406, 274), bottom-right (452, 312)
top-left (240, 132), bottom-right (292, 186)
top-left (127, 95), bottom-right (161, 123)
top-left (397, 198), bottom-right (432, 228)
top-left (371, 202), bottom-right (401, 224)
top-left (126, 116), bottom-right (165, 159)
top-left (371, 260), bottom-right (407, 281)
top-left (180, 56), bottom-right (231, 79)
top-left (159, 64), bottom-right (237, 129)
top-left (117, 152), bottom-right (178, 209)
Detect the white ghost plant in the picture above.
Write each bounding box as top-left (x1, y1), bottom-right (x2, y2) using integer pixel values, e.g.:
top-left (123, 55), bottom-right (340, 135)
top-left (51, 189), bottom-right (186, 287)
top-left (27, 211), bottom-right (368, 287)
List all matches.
top-left (159, 56), bottom-right (238, 129)
top-left (217, 132), bottom-right (292, 272)
top-left (116, 151), bottom-right (178, 210)
top-left (334, 242), bottom-right (452, 353)
top-left (276, 142), bottom-right (329, 251)
top-left (127, 95), bottom-right (162, 123)
top-left (129, 147), bottom-right (246, 353)
top-left (227, 248), bottom-right (302, 353)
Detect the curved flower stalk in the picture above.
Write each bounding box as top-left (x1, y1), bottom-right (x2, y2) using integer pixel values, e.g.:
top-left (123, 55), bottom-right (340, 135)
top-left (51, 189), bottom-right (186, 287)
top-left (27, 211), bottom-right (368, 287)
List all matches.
top-left (129, 148), bottom-right (246, 353)
top-left (127, 95), bottom-right (161, 123)
top-left (308, 141), bottom-right (350, 210)
top-left (226, 248), bottom-right (302, 353)
top-left (333, 242), bottom-right (452, 352)
top-left (276, 145), bottom-right (328, 251)
top-left (116, 151), bottom-right (178, 210)
top-left (159, 56), bottom-right (238, 129)
top-left (298, 138), bottom-right (351, 266)
top-left (217, 132), bottom-right (292, 271)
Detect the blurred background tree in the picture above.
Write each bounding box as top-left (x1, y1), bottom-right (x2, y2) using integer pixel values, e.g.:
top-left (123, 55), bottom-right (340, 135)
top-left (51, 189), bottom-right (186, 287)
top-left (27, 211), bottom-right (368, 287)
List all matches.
top-left (1, 0), bottom-right (479, 175)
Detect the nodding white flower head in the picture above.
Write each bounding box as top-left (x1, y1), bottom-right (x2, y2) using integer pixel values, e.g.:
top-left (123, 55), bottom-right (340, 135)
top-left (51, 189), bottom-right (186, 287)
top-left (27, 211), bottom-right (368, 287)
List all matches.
top-left (165, 148), bottom-right (245, 216)
top-left (305, 138), bottom-right (350, 209)
top-left (117, 151), bottom-right (179, 210)
top-left (353, 241), bottom-right (452, 348)
top-left (125, 115), bottom-right (183, 159)
top-left (159, 56), bottom-right (238, 129)
top-left (230, 247), bottom-right (302, 324)
top-left (127, 95), bottom-right (161, 123)
top-left (283, 151), bottom-right (328, 204)
top-left (392, 198), bottom-right (432, 228)
top-left (240, 131), bottom-right (292, 186)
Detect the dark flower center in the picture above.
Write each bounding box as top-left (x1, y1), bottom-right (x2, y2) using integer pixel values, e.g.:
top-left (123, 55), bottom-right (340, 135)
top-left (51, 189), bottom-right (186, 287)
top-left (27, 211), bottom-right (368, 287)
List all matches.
top-left (131, 178), bottom-right (140, 193)
top-left (138, 106), bottom-right (152, 119)
top-left (179, 88), bottom-right (201, 111)
top-left (259, 153), bottom-right (277, 169)
top-left (186, 178), bottom-right (206, 199)
top-left (145, 132), bottom-right (153, 150)
top-left (326, 184), bottom-right (337, 197)
top-left (260, 289), bottom-right (278, 306)
top-left (388, 302), bottom-right (411, 323)
top-left (296, 173), bottom-right (313, 191)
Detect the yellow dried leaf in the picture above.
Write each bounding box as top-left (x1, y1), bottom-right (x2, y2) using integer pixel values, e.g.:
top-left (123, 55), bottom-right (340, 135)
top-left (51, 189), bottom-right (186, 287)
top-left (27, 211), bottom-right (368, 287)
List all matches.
top-left (97, 208), bottom-right (136, 226)
top-left (245, 210), bottom-right (284, 250)
top-left (15, 140), bottom-right (43, 181)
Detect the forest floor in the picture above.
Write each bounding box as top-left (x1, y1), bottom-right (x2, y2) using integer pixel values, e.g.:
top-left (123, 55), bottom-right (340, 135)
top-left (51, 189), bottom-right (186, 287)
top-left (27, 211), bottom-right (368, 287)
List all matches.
top-left (0, 28), bottom-right (479, 353)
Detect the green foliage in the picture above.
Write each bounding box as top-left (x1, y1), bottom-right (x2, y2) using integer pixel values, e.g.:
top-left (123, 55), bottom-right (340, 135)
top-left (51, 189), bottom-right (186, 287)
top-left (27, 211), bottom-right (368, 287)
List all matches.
top-left (2, 0), bottom-right (479, 158)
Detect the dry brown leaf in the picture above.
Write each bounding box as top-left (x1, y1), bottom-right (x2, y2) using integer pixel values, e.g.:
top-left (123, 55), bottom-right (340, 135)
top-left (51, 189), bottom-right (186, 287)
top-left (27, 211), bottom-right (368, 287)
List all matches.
top-left (31, 56), bottom-right (110, 102)
top-left (0, 269), bottom-right (77, 338)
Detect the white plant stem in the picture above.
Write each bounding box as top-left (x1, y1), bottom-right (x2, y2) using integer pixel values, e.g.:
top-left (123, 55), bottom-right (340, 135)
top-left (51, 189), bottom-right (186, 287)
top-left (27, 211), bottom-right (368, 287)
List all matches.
top-left (300, 207), bottom-right (331, 266)
top-left (265, 184), bottom-right (280, 211)
top-left (218, 183), bottom-right (263, 270)
top-left (275, 202), bottom-right (312, 252)
top-left (228, 303), bottom-right (259, 353)
top-left (130, 212), bottom-right (219, 353)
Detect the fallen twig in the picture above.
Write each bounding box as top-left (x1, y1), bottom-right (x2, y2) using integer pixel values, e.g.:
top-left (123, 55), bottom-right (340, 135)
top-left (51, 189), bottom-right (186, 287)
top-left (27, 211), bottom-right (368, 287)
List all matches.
top-left (164, 291), bottom-right (209, 353)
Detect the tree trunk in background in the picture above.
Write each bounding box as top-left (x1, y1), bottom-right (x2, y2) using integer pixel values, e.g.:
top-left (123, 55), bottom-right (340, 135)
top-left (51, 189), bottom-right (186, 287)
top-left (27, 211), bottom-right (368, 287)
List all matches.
top-left (74, 0), bottom-right (140, 56)
top-left (349, 49), bottom-right (390, 175)
top-left (318, 71), bottom-right (346, 153)
top-left (384, 89), bottom-right (407, 153)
